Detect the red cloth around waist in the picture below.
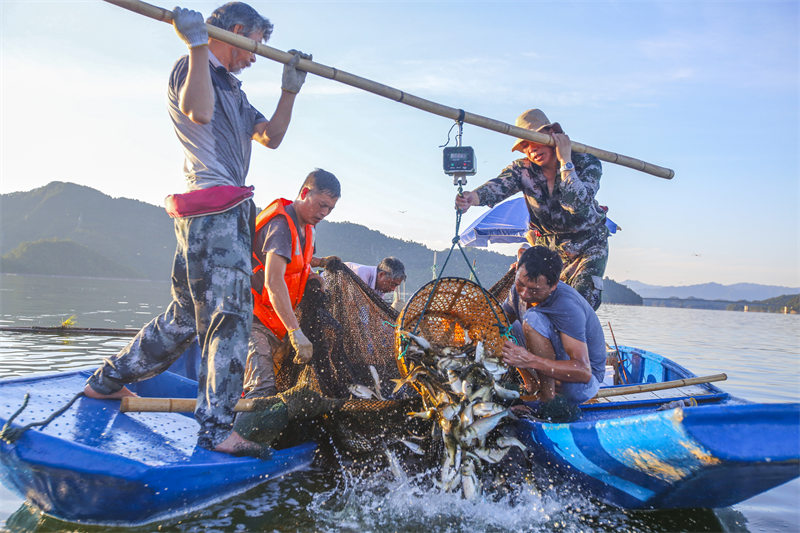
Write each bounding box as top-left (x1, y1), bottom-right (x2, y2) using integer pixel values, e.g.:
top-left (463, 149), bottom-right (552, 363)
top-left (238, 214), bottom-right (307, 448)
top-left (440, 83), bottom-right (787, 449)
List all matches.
top-left (165, 185), bottom-right (254, 218)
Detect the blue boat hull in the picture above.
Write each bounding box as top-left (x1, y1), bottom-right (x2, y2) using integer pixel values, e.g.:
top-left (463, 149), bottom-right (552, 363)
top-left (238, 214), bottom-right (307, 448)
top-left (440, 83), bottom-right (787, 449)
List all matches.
top-left (0, 369), bottom-right (316, 525)
top-left (519, 346), bottom-right (800, 509)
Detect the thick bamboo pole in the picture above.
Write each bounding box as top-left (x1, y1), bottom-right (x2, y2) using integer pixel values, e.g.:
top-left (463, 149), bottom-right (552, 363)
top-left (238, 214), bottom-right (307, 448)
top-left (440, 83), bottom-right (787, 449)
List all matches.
top-left (121, 396), bottom-right (258, 412)
top-left (102, 0), bottom-right (675, 179)
top-left (595, 373), bottom-right (727, 398)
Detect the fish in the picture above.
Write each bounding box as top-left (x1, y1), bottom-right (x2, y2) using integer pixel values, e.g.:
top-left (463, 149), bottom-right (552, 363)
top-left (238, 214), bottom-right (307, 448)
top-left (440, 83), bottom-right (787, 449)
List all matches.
top-left (459, 401), bottom-right (475, 427)
top-left (399, 438), bottom-right (425, 455)
top-left (390, 365), bottom-right (429, 394)
top-left (407, 408), bottom-right (436, 419)
top-left (493, 382), bottom-right (521, 400)
top-left (471, 401), bottom-right (505, 417)
top-left (495, 435), bottom-right (526, 451)
top-left (369, 365), bottom-right (385, 400)
top-left (405, 331), bottom-right (431, 352)
top-left (474, 340), bottom-right (484, 363)
top-left (439, 402), bottom-right (461, 421)
top-left (461, 458), bottom-right (480, 499)
top-left (473, 446), bottom-right (510, 464)
top-left (460, 409), bottom-right (515, 447)
top-left (348, 384), bottom-right (378, 399)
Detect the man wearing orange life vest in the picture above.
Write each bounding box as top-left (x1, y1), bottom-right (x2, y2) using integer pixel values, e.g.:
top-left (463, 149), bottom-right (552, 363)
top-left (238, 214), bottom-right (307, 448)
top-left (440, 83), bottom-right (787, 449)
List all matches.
top-left (244, 169), bottom-right (340, 398)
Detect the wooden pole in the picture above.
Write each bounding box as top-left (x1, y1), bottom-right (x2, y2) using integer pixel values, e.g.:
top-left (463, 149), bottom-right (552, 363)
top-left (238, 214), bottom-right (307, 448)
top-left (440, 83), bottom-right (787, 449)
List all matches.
top-left (595, 373), bottom-right (727, 398)
top-left (102, 0), bottom-right (675, 180)
top-left (120, 397), bottom-right (258, 413)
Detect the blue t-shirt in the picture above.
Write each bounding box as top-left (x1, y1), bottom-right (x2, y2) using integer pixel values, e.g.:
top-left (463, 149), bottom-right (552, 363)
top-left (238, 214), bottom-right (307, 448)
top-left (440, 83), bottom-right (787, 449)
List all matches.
top-left (167, 52), bottom-right (266, 191)
top-left (505, 281), bottom-right (606, 382)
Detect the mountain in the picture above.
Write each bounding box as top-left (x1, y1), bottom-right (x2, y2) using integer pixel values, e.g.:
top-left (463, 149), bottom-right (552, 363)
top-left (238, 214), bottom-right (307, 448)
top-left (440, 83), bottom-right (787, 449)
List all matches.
top-left (602, 278), bottom-right (643, 305)
top-left (621, 280), bottom-right (799, 302)
top-left (0, 182), bottom-right (514, 291)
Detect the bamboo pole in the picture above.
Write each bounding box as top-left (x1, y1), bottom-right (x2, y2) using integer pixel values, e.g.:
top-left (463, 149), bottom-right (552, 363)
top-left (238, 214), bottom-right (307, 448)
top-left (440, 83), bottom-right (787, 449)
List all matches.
top-left (0, 326), bottom-right (138, 337)
top-left (595, 373), bottom-right (727, 398)
top-left (120, 396), bottom-right (258, 412)
top-left (102, 0), bottom-right (675, 180)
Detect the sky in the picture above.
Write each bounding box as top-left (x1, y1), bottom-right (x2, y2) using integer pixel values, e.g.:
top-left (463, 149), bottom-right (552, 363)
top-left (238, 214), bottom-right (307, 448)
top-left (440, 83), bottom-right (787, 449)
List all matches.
top-left (1, 0), bottom-right (798, 288)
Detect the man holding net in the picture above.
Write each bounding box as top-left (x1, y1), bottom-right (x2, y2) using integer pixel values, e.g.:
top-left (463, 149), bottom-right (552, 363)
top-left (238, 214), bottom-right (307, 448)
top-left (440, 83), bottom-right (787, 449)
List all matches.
top-left (245, 169), bottom-right (340, 399)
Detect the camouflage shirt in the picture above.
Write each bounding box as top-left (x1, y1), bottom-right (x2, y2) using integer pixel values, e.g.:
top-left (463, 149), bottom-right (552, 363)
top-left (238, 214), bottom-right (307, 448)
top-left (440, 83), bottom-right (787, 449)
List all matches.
top-left (474, 153), bottom-right (606, 237)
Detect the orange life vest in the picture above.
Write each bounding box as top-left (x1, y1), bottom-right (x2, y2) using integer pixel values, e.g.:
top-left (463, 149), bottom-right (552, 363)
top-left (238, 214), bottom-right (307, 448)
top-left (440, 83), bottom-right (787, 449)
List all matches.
top-left (251, 198), bottom-right (314, 339)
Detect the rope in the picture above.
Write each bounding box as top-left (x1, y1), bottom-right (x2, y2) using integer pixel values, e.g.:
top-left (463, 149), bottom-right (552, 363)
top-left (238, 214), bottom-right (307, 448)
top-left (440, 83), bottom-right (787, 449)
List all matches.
top-left (0, 392), bottom-right (85, 444)
top-left (406, 190), bottom-right (508, 342)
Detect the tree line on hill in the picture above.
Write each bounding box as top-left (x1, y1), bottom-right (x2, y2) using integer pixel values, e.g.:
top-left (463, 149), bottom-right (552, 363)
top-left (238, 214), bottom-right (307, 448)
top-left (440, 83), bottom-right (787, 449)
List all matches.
top-left (4, 182), bottom-right (795, 312)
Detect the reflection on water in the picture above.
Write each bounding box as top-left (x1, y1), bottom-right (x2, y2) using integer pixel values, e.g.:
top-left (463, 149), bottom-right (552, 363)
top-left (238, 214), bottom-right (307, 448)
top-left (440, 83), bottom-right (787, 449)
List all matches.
top-left (1, 274), bottom-right (798, 532)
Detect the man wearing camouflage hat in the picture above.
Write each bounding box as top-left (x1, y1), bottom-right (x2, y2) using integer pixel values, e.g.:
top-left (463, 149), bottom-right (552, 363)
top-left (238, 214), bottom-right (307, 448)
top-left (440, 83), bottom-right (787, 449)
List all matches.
top-left (455, 109), bottom-right (608, 310)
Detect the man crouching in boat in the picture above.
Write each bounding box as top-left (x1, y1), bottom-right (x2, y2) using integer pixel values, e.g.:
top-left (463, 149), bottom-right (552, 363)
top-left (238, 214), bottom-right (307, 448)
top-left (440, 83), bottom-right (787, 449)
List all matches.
top-left (244, 169), bottom-right (340, 399)
top-left (500, 246), bottom-right (607, 419)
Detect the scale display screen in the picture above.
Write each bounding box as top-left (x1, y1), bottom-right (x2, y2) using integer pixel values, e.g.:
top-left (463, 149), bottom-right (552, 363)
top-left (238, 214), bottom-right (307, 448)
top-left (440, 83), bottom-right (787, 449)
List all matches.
top-left (443, 146), bottom-right (476, 175)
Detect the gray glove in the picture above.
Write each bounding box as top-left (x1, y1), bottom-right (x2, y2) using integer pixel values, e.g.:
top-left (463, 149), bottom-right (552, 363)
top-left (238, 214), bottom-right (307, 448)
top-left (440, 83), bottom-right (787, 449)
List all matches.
top-left (282, 49), bottom-right (312, 94)
top-left (172, 7), bottom-right (208, 49)
top-left (288, 328), bottom-right (313, 364)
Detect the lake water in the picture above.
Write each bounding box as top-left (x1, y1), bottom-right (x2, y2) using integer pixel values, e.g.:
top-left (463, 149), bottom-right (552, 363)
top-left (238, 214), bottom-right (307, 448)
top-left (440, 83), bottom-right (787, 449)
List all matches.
top-left (0, 273), bottom-right (798, 532)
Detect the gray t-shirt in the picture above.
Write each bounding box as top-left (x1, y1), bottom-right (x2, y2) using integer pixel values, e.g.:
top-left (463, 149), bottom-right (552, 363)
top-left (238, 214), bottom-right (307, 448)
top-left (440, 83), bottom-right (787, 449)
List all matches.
top-left (167, 52), bottom-right (266, 191)
top-left (504, 281), bottom-right (606, 382)
top-left (251, 204), bottom-right (314, 291)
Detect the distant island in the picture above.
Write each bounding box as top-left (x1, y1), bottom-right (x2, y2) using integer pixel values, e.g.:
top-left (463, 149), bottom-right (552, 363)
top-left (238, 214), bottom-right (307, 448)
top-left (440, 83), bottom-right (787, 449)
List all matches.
top-left (2, 182), bottom-right (798, 313)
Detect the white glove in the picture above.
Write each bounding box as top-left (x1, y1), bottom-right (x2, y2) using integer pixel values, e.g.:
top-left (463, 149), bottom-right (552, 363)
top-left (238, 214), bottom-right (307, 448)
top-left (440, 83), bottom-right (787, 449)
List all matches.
top-left (288, 328), bottom-right (313, 364)
top-left (282, 49), bottom-right (312, 94)
top-left (172, 7), bottom-right (208, 49)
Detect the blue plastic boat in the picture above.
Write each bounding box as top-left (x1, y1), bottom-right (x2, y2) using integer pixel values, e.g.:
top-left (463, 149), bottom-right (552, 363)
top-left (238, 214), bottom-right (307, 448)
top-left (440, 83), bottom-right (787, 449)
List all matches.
top-left (1, 345), bottom-right (798, 524)
top-left (0, 368), bottom-right (316, 525)
top-left (517, 345), bottom-right (800, 509)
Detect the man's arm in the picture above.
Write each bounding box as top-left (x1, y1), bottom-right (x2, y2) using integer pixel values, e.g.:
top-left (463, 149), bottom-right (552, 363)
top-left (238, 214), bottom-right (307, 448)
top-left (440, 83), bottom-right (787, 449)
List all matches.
top-left (264, 251), bottom-right (300, 332)
top-left (172, 8), bottom-right (214, 124)
top-left (251, 51), bottom-right (309, 148)
top-left (251, 91), bottom-right (297, 149)
top-left (501, 323), bottom-right (592, 384)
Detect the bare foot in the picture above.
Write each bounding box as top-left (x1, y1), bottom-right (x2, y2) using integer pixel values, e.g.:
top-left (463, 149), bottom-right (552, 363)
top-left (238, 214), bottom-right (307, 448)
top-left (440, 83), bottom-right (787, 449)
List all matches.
top-left (213, 430), bottom-right (268, 457)
top-left (83, 384), bottom-right (138, 399)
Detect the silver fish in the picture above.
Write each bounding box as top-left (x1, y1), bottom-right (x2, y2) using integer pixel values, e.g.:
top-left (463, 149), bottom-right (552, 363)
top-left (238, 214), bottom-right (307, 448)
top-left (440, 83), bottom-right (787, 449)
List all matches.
top-left (390, 365), bottom-right (429, 393)
top-left (399, 438), bottom-right (425, 455)
top-left (461, 458), bottom-right (480, 499)
top-left (473, 446), bottom-right (510, 464)
top-left (474, 340), bottom-right (484, 363)
top-left (495, 435), bottom-right (527, 451)
top-left (461, 409), bottom-right (514, 447)
top-left (406, 331), bottom-right (431, 352)
top-left (439, 402), bottom-right (460, 420)
top-left (348, 384), bottom-right (378, 399)
top-left (459, 401), bottom-right (475, 427)
top-left (468, 385), bottom-right (492, 403)
top-left (472, 401), bottom-right (505, 417)
top-left (369, 365), bottom-right (384, 400)
top-left (493, 382), bottom-right (521, 400)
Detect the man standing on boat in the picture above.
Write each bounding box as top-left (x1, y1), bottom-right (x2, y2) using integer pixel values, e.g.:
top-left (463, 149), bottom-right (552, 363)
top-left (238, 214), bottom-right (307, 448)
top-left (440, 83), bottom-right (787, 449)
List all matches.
top-left (455, 109), bottom-right (608, 310)
top-left (500, 246), bottom-right (606, 412)
top-left (84, 3), bottom-right (310, 457)
top-left (245, 169), bottom-right (340, 399)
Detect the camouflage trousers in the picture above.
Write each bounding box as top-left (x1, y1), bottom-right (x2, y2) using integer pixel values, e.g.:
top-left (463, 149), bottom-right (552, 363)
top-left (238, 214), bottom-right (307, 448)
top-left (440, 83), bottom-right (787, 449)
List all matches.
top-left (87, 202), bottom-right (254, 449)
top-left (534, 229), bottom-right (608, 311)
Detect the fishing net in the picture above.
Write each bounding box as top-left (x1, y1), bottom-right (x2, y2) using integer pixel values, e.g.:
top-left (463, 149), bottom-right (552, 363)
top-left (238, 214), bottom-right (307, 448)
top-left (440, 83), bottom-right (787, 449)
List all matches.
top-left (270, 262), bottom-right (515, 454)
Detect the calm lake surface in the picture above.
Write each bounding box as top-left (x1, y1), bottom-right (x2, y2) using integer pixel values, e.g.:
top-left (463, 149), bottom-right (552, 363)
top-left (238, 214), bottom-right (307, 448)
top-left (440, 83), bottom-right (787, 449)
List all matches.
top-left (0, 273), bottom-right (798, 532)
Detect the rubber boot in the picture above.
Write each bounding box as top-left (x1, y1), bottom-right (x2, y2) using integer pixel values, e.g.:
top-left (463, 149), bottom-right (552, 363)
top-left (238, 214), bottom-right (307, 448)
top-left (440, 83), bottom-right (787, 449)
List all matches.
top-left (233, 397), bottom-right (289, 445)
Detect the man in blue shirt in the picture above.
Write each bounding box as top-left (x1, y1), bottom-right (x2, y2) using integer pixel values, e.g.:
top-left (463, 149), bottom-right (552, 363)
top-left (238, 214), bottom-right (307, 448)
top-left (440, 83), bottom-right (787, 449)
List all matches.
top-left (501, 246), bottom-right (606, 405)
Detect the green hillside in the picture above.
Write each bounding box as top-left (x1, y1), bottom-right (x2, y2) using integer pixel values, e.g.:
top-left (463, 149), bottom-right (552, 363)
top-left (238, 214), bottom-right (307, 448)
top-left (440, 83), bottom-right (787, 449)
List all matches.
top-left (1, 182), bottom-right (644, 305)
top-left (602, 278), bottom-right (643, 305)
top-left (1, 239), bottom-right (141, 278)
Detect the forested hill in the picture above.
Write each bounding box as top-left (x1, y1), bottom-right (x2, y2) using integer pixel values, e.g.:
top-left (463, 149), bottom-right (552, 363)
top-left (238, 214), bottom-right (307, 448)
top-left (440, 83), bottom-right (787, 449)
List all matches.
top-left (0, 182), bottom-right (516, 290)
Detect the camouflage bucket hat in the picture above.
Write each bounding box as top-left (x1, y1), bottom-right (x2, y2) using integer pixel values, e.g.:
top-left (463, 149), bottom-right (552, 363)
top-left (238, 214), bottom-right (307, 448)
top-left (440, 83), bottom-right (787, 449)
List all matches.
top-left (511, 108), bottom-right (563, 152)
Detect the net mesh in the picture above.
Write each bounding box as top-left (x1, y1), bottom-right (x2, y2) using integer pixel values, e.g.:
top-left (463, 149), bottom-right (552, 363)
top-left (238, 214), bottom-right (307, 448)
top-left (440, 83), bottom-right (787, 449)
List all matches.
top-left (272, 261), bottom-right (513, 453)
top-left (396, 277), bottom-right (511, 384)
